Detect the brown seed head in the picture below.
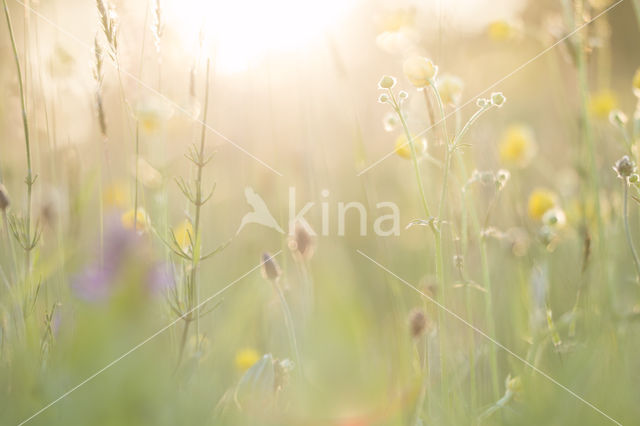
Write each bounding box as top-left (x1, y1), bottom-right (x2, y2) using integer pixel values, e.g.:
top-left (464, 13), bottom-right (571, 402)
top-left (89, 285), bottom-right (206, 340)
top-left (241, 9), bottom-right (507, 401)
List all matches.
top-left (261, 252), bottom-right (281, 282)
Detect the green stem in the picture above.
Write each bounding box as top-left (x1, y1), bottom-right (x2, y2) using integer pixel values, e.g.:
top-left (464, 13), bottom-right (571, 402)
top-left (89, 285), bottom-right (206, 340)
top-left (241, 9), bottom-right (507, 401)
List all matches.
top-left (273, 280), bottom-right (303, 378)
top-left (623, 183), bottom-right (640, 281)
top-left (3, 0), bottom-right (34, 273)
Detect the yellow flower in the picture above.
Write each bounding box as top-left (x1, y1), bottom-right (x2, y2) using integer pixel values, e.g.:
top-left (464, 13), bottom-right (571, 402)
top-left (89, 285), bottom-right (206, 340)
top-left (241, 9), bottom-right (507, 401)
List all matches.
top-left (173, 219), bottom-right (194, 251)
top-left (235, 348), bottom-right (260, 372)
top-left (633, 67), bottom-right (640, 97)
top-left (136, 158), bottom-right (163, 190)
top-left (588, 90), bottom-right (617, 119)
top-left (528, 189), bottom-right (557, 221)
top-left (437, 75), bottom-right (463, 106)
top-left (121, 207), bottom-right (150, 231)
top-left (135, 98), bottom-right (172, 133)
top-left (377, 8), bottom-right (416, 32)
top-left (403, 56), bottom-right (437, 88)
top-left (394, 134), bottom-right (426, 159)
top-left (487, 20), bottom-right (513, 41)
top-left (499, 125), bottom-right (536, 167)
top-left (103, 181), bottom-right (129, 209)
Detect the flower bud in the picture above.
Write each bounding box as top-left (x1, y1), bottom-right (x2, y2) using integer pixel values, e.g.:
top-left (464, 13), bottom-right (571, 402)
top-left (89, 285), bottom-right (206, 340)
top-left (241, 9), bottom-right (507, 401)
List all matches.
top-left (614, 155), bottom-right (636, 179)
top-left (261, 252), bottom-right (281, 281)
top-left (0, 184), bottom-right (9, 211)
top-left (378, 93), bottom-right (390, 104)
top-left (378, 75), bottom-right (396, 90)
top-left (398, 90), bottom-right (408, 101)
top-left (408, 308), bottom-right (428, 339)
top-left (490, 92), bottom-right (506, 107)
top-left (403, 56), bottom-right (437, 88)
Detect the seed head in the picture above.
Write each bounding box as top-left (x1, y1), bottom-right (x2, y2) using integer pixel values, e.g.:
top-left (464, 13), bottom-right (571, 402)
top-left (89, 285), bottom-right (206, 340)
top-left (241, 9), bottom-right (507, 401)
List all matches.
top-left (0, 184), bottom-right (9, 211)
top-left (402, 56), bottom-right (437, 88)
top-left (408, 307), bottom-right (428, 339)
top-left (378, 75), bottom-right (396, 90)
top-left (613, 155), bottom-right (636, 180)
top-left (288, 223), bottom-right (315, 261)
top-left (609, 109), bottom-right (628, 127)
top-left (261, 252), bottom-right (281, 281)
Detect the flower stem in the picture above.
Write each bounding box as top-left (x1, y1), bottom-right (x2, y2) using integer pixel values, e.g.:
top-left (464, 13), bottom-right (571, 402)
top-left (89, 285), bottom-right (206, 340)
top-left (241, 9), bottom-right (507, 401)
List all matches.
top-left (623, 183), bottom-right (640, 281)
top-left (3, 0), bottom-right (35, 273)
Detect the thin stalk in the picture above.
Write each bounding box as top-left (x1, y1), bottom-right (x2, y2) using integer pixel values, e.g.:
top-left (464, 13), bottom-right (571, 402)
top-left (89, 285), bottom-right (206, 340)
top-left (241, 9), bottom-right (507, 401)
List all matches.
top-left (389, 88), bottom-right (447, 411)
top-left (133, 123), bottom-right (140, 231)
top-left (623, 183), bottom-right (640, 281)
top-left (190, 58), bottom-right (211, 347)
top-left (3, 0), bottom-right (35, 274)
top-left (273, 281), bottom-right (303, 378)
top-left (632, 0), bottom-right (640, 31)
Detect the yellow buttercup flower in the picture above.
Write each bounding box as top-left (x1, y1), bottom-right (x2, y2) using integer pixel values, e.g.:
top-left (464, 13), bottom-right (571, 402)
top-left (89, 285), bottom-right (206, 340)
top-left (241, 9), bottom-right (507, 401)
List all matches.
top-left (528, 189), bottom-right (557, 221)
top-left (499, 125), bottom-right (536, 168)
top-left (588, 90), bottom-right (617, 119)
top-left (633, 67), bottom-right (640, 97)
top-left (173, 219), bottom-right (194, 251)
top-left (403, 56), bottom-right (437, 88)
top-left (121, 207), bottom-right (150, 231)
top-left (103, 181), bottom-right (129, 209)
top-left (235, 348), bottom-right (260, 372)
top-left (487, 20), bottom-right (513, 41)
top-left (394, 134), bottom-right (426, 159)
top-left (437, 75), bottom-right (463, 106)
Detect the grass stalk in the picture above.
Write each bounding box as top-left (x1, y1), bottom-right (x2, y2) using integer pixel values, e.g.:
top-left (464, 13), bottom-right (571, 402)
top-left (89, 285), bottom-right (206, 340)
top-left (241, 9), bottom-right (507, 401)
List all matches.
top-left (623, 182), bottom-right (640, 280)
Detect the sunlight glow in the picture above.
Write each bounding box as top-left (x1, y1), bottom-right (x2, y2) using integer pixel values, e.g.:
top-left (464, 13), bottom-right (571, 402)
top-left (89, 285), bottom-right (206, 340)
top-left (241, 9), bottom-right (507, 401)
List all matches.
top-left (168, 0), bottom-right (357, 73)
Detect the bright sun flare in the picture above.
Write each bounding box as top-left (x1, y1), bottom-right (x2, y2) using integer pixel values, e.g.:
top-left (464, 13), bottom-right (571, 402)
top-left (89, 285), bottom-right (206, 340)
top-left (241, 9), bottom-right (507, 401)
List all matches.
top-left (168, 0), bottom-right (357, 73)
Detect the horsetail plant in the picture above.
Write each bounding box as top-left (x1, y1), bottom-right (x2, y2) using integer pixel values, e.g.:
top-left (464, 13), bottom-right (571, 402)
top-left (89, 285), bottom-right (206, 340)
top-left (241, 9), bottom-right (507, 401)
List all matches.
top-left (162, 59), bottom-right (230, 365)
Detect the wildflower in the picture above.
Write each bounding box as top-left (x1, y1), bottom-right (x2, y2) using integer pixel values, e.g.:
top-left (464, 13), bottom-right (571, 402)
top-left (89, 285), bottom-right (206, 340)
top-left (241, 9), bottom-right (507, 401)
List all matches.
top-left (589, 90), bottom-right (617, 119)
top-left (490, 92), bottom-right (507, 107)
top-left (103, 181), bottom-right (129, 209)
top-left (487, 20), bottom-right (516, 41)
top-left (378, 75), bottom-right (396, 90)
top-left (542, 207), bottom-right (567, 228)
top-left (235, 348), bottom-right (260, 372)
top-left (498, 124), bottom-right (537, 168)
top-left (261, 252), bottom-right (281, 281)
top-left (496, 169), bottom-right (511, 190)
top-left (0, 184), bottom-right (10, 211)
top-left (121, 207), bottom-right (150, 232)
top-left (633, 67), bottom-right (640, 97)
top-left (394, 133), bottom-right (426, 159)
top-left (288, 222), bottom-right (315, 260)
top-left (609, 109), bottom-right (628, 127)
top-left (408, 307), bottom-right (428, 339)
top-left (613, 155), bottom-right (636, 180)
top-left (437, 75), bottom-right (463, 106)
top-left (402, 56), bottom-right (437, 88)
top-left (135, 98), bottom-right (172, 133)
top-left (528, 189), bottom-right (557, 221)
top-left (173, 219), bottom-right (194, 252)
top-left (136, 158), bottom-right (163, 189)
top-left (383, 111), bottom-right (398, 132)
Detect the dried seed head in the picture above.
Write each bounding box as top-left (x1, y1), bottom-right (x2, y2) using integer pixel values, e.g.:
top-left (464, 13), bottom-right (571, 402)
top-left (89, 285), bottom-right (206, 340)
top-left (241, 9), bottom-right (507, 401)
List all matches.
top-left (408, 308), bottom-right (428, 339)
top-left (378, 75), bottom-right (396, 90)
top-left (261, 252), bottom-right (281, 281)
top-left (614, 155), bottom-right (636, 179)
top-left (0, 184), bottom-right (9, 211)
top-left (288, 223), bottom-right (315, 261)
